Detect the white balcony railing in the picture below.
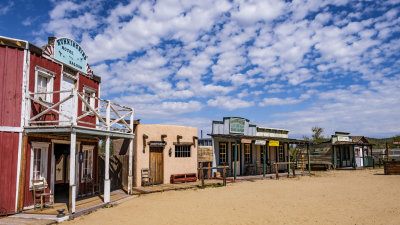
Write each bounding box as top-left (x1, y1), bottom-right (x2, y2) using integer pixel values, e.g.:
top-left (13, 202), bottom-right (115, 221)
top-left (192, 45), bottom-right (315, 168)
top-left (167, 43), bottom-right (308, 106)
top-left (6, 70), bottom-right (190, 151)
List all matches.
top-left (26, 88), bottom-right (134, 134)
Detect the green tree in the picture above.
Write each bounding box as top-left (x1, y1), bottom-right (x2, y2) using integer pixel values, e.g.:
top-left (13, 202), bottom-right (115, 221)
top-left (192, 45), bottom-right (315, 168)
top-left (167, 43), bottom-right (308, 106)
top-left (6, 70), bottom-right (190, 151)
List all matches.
top-left (303, 126), bottom-right (328, 143)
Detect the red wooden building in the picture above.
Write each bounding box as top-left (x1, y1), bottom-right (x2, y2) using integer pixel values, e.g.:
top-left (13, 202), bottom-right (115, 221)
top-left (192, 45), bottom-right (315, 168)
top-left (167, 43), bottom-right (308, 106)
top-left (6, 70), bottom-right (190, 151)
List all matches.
top-left (0, 36), bottom-right (135, 215)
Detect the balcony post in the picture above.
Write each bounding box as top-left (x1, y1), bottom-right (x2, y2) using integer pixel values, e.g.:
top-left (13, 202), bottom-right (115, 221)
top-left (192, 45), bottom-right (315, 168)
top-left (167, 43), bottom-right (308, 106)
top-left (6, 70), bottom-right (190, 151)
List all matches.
top-left (104, 101), bottom-right (111, 203)
top-left (128, 108), bottom-right (134, 194)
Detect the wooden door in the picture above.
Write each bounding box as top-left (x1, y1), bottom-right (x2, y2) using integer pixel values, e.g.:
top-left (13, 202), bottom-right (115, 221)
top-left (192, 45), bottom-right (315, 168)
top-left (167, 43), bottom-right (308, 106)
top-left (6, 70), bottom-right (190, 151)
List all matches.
top-left (231, 144), bottom-right (241, 176)
top-left (59, 76), bottom-right (75, 125)
top-left (150, 147), bottom-right (163, 185)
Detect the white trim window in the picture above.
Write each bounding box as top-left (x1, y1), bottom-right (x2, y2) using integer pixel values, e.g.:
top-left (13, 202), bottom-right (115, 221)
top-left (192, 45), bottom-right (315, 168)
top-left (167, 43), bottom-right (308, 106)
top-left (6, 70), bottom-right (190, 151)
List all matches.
top-left (82, 87), bottom-right (96, 113)
top-left (35, 67), bottom-right (54, 103)
top-left (81, 145), bottom-right (94, 182)
top-left (30, 142), bottom-right (49, 188)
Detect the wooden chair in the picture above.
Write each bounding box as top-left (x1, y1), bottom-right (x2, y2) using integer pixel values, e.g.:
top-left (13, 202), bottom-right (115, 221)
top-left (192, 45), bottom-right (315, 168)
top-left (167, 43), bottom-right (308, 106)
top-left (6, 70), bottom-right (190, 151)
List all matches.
top-left (85, 175), bottom-right (100, 195)
top-left (32, 179), bottom-right (54, 210)
top-left (141, 168), bottom-right (152, 186)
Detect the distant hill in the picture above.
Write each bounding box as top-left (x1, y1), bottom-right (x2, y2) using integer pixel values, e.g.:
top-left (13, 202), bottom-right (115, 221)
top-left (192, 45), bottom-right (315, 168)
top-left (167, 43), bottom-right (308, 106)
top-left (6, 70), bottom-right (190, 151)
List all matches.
top-left (367, 135), bottom-right (400, 149)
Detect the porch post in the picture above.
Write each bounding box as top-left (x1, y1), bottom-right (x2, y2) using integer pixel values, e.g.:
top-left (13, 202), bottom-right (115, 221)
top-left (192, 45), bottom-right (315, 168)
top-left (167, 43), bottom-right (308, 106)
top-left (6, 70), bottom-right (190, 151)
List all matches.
top-left (263, 143), bottom-right (266, 178)
top-left (352, 145), bottom-right (356, 169)
top-left (307, 143), bottom-right (311, 173)
top-left (69, 131), bottom-right (77, 213)
top-left (128, 108), bottom-right (134, 194)
top-left (333, 146), bottom-right (337, 169)
top-left (104, 100), bottom-right (111, 203)
top-left (287, 143), bottom-right (290, 177)
top-left (234, 139), bottom-right (238, 180)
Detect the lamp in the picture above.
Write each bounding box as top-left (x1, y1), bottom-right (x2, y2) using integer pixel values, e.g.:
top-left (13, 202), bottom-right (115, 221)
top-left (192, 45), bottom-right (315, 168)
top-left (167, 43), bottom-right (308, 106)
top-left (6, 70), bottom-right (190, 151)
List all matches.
top-left (169, 147), bottom-right (172, 157)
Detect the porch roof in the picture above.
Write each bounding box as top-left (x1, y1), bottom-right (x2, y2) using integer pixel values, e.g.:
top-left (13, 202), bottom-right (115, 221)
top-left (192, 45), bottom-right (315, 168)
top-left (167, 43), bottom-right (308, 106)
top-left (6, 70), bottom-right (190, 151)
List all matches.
top-left (209, 133), bottom-right (308, 144)
top-left (333, 141), bottom-right (372, 146)
top-left (24, 125), bottom-right (134, 139)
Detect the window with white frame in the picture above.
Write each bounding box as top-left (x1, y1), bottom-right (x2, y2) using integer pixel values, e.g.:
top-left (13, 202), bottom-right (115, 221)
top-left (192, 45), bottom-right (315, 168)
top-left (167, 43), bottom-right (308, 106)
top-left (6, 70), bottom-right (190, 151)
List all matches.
top-left (279, 145), bottom-right (285, 162)
top-left (219, 143), bottom-right (227, 165)
top-left (175, 145), bottom-right (191, 157)
top-left (244, 144), bottom-right (252, 164)
top-left (83, 87), bottom-right (96, 113)
top-left (30, 142), bottom-right (49, 188)
top-left (35, 67), bottom-right (54, 103)
top-left (81, 145), bottom-right (94, 181)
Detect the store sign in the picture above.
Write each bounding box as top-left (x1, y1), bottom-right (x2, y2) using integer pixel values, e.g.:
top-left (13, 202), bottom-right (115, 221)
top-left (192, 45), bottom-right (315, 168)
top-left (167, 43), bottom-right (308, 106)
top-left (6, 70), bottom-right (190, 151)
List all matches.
top-left (54, 38), bottom-right (87, 73)
top-left (255, 140), bottom-right (266, 145)
top-left (230, 118), bottom-right (245, 134)
top-left (338, 136), bottom-right (350, 142)
top-left (269, 141), bottom-right (279, 146)
top-left (149, 141), bottom-right (166, 147)
top-left (241, 139), bottom-right (252, 144)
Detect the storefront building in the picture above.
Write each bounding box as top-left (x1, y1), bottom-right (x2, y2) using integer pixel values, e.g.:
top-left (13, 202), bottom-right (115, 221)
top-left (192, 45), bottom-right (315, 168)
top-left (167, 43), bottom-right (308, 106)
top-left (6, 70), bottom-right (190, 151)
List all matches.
top-left (210, 117), bottom-right (307, 178)
top-left (0, 36), bottom-right (134, 215)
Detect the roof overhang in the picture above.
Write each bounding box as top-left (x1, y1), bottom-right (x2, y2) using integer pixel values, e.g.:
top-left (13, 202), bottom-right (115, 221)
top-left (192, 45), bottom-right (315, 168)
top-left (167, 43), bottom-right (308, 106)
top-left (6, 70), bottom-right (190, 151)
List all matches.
top-left (24, 125), bottom-right (134, 139)
top-left (209, 134), bottom-right (308, 144)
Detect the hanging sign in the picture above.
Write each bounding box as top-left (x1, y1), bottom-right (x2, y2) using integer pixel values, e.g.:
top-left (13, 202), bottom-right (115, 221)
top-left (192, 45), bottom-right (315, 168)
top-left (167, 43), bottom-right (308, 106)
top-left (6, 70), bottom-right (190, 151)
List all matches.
top-left (255, 140), bottom-right (266, 145)
top-left (230, 117), bottom-right (245, 134)
top-left (54, 38), bottom-right (87, 73)
top-left (149, 141), bottom-right (166, 147)
top-left (269, 141), bottom-right (279, 146)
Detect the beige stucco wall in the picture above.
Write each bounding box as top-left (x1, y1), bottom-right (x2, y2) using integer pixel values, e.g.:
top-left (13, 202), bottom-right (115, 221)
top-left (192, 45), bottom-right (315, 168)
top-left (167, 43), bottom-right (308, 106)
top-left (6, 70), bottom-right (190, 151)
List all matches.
top-left (133, 124), bottom-right (198, 187)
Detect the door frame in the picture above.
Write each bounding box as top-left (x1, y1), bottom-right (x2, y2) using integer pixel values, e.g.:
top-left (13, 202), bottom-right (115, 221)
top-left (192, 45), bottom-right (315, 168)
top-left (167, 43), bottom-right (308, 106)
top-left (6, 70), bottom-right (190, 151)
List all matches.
top-left (51, 140), bottom-right (80, 197)
top-left (149, 147), bottom-right (164, 185)
top-left (231, 143), bottom-right (241, 176)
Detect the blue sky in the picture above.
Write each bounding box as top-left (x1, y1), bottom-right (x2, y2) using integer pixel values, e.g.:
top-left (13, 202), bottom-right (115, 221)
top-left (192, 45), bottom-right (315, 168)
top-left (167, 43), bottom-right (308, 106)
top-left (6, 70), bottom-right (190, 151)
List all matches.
top-left (1, 0), bottom-right (400, 138)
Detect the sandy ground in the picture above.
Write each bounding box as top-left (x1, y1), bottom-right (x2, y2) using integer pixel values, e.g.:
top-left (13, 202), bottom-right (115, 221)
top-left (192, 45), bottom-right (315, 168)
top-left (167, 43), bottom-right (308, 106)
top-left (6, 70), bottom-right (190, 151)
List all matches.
top-left (64, 169), bottom-right (400, 225)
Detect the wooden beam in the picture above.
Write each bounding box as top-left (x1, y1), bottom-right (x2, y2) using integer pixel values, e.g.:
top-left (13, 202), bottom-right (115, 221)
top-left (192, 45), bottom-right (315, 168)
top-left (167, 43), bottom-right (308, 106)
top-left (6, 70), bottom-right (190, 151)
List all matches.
top-left (17, 134), bottom-right (28, 212)
top-left (27, 133), bottom-right (98, 143)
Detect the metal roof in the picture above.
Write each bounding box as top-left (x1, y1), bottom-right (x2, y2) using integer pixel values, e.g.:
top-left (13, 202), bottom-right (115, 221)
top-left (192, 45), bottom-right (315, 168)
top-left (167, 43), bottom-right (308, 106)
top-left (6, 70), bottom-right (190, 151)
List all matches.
top-left (209, 133), bottom-right (308, 144)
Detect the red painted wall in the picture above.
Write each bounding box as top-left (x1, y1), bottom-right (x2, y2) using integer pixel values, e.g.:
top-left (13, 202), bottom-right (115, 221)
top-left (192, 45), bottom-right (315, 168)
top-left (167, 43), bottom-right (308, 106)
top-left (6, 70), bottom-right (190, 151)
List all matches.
top-left (28, 53), bottom-right (62, 124)
top-left (23, 137), bottom-right (51, 207)
top-left (0, 132), bottom-right (20, 215)
top-left (0, 45), bottom-right (24, 127)
top-left (78, 73), bottom-right (100, 128)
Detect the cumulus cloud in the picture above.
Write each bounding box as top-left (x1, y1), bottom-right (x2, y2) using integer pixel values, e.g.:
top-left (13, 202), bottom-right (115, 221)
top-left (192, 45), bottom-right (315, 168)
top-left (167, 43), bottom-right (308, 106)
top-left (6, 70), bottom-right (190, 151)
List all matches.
top-left (28, 0), bottom-right (400, 136)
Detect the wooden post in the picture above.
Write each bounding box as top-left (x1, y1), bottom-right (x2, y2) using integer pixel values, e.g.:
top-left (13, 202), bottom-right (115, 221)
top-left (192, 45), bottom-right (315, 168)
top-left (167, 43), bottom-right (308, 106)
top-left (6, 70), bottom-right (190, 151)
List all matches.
top-left (127, 108), bottom-right (134, 195)
top-left (69, 131), bottom-right (77, 213)
top-left (17, 134), bottom-right (28, 212)
top-left (386, 143), bottom-right (389, 161)
top-left (307, 143), bottom-right (311, 173)
top-left (275, 164), bottom-right (279, 180)
top-left (208, 162), bottom-right (211, 179)
top-left (104, 101), bottom-right (111, 203)
top-left (293, 163), bottom-right (296, 177)
top-left (223, 167), bottom-right (226, 186)
top-left (201, 168), bottom-right (204, 187)
top-left (263, 144), bottom-right (266, 178)
top-left (287, 143), bottom-right (290, 178)
top-left (352, 146), bottom-right (356, 169)
top-left (199, 162), bottom-right (202, 179)
top-left (333, 146), bottom-right (337, 169)
top-left (234, 139), bottom-right (238, 180)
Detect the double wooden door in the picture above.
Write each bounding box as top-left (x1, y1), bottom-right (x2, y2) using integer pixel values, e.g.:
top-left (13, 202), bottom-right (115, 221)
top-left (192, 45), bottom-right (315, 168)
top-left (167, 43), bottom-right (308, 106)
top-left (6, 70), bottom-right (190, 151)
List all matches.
top-left (150, 147), bottom-right (163, 185)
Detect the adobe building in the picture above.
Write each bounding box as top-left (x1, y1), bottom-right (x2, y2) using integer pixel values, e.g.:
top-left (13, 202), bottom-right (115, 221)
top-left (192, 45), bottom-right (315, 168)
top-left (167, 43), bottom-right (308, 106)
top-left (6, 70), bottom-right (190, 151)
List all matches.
top-left (114, 124), bottom-right (198, 187)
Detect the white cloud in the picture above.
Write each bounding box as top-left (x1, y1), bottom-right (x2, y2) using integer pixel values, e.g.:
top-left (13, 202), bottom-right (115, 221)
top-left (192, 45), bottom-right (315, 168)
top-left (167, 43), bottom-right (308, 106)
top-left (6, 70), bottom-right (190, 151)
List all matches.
top-left (207, 96), bottom-right (254, 110)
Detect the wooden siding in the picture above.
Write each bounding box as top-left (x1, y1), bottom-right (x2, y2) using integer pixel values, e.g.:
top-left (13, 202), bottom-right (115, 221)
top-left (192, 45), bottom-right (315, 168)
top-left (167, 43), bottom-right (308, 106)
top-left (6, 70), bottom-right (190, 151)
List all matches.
top-left (0, 132), bottom-right (20, 215)
top-left (0, 46), bottom-right (24, 127)
top-left (29, 53), bottom-right (62, 124)
top-left (77, 73), bottom-right (100, 128)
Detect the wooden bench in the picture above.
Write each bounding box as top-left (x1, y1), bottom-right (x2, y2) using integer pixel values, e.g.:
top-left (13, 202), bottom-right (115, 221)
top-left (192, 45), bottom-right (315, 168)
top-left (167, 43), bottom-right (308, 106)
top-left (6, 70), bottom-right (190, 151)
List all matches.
top-left (170, 173), bottom-right (197, 184)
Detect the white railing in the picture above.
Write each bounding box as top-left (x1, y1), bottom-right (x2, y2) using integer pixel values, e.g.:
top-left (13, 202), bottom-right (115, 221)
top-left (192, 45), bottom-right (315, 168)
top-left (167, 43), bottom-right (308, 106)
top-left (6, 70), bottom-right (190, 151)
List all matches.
top-left (26, 89), bottom-right (134, 134)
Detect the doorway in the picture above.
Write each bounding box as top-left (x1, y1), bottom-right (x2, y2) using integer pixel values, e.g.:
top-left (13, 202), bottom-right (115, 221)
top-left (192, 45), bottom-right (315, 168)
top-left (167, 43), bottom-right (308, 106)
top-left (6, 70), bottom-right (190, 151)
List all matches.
top-left (53, 143), bottom-right (70, 203)
top-left (231, 143), bottom-right (241, 176)
top-left (149, 147), bottom-right (163, 185)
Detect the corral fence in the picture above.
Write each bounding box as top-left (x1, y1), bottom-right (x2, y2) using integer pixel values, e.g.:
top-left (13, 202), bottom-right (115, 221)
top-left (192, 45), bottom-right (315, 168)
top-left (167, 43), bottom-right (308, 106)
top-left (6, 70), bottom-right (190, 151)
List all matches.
top-left (98, 154), bottom-right (132, 192)
top-left (372, 149), bottom-right (400, 167)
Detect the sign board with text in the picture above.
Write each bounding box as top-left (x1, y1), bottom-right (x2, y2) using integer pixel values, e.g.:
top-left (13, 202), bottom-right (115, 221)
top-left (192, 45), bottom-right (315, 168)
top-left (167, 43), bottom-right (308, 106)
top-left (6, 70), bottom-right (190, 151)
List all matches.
top-left (230, 118), bottom-right (245, 134)
top-left (269, 141), bottom-right (279, 147)
top-left (54, 38), bottom-right (87, 73)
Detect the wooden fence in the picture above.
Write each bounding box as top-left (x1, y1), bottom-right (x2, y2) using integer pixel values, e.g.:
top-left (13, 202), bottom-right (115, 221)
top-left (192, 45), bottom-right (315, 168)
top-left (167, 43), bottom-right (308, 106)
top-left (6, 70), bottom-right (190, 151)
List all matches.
top-left (98, 155), bottom-right (131, 192)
